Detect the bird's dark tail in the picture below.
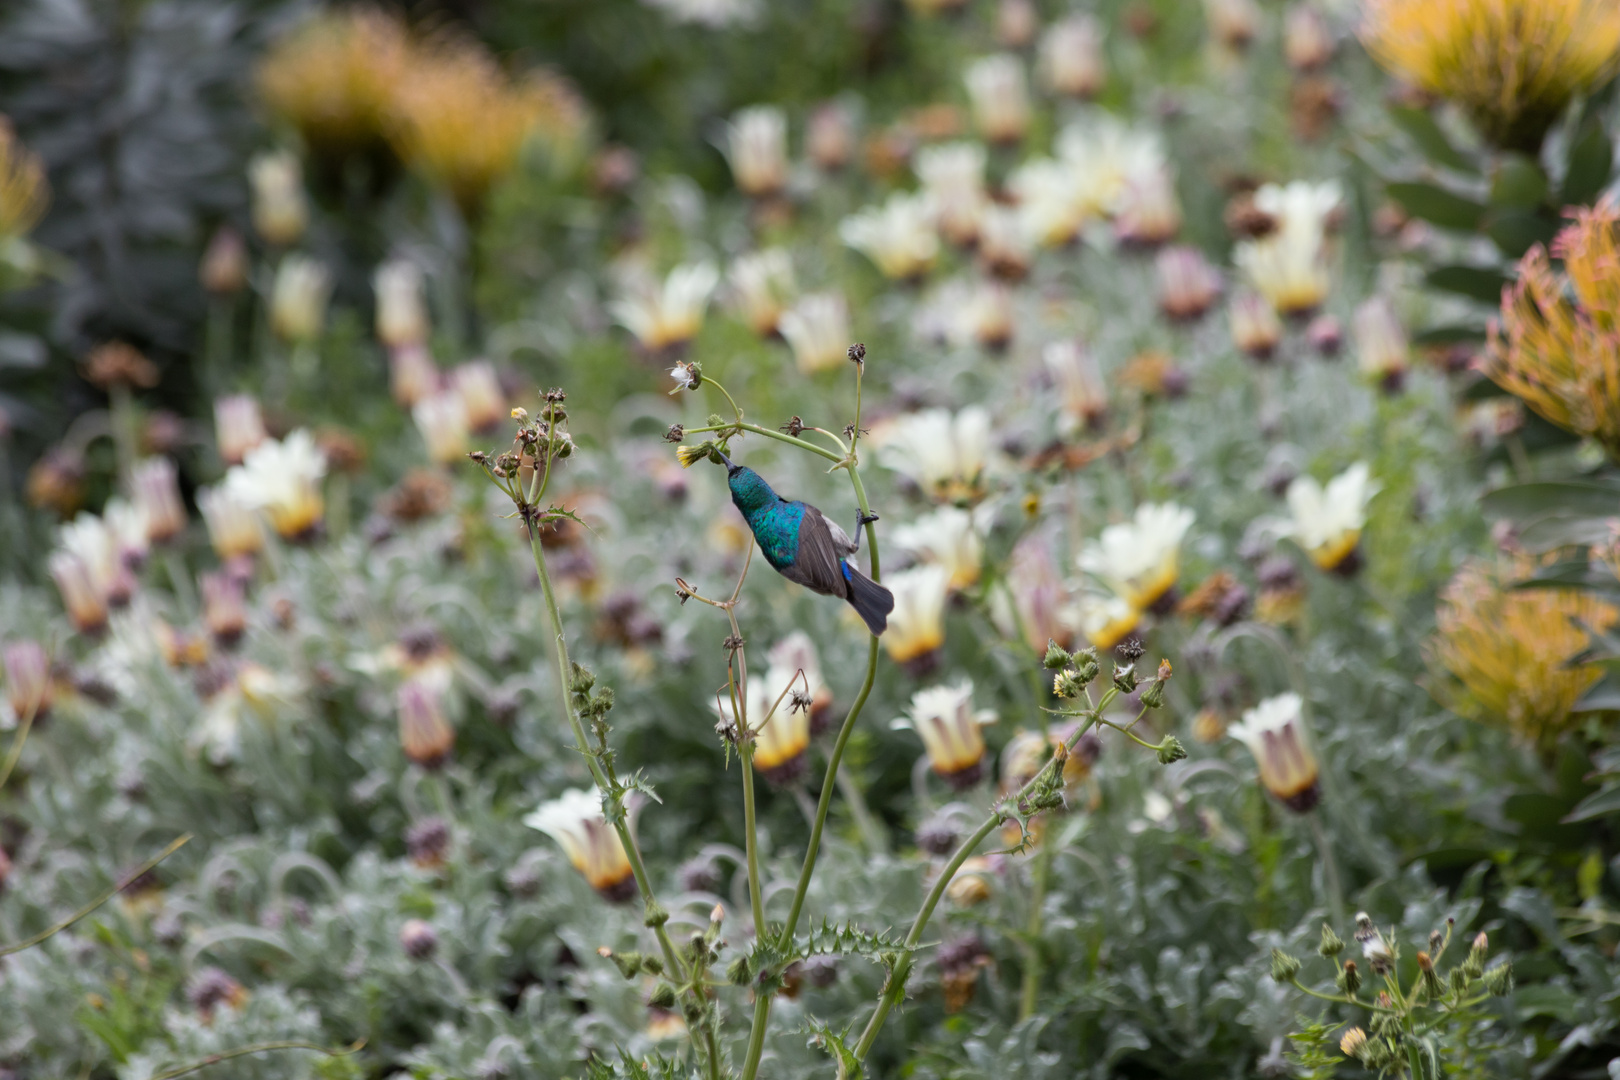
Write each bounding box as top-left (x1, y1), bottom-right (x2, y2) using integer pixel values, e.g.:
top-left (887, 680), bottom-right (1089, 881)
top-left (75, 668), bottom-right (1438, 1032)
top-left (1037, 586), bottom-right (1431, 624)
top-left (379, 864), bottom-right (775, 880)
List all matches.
top-left (843, 563), bottom-right (894, 637)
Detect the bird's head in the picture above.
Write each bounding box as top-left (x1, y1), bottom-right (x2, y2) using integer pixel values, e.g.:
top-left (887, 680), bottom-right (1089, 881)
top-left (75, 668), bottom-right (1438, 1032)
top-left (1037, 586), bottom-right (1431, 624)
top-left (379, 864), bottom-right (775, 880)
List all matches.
top-left (719, 452), bottom-right (778, 513)
top-left (714, 448), bottom-right (742, 478)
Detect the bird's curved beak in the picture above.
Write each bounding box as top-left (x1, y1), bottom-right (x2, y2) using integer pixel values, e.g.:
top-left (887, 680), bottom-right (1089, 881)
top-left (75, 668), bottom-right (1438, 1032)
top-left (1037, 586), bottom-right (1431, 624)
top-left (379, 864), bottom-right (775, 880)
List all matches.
top-left (715, 448), bottom-right (740, 476)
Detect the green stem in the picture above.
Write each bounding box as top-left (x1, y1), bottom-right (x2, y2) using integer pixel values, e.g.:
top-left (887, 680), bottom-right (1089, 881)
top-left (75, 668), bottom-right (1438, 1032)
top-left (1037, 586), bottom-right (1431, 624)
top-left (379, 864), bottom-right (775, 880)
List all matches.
top-left (147, 1039), bottom-right (364, 1080)
top-left (685, 421), bottom-right (844, 465)
top-left (110, 383), bottom-right (137, 489)
top-left (0, 702), bottom-right (38, 794)
top-left (1, 835), bottom-right (191, 957)
top-left (740, 742), bottom-right (767, 936)
top-left (1309, 811), bottom-right (1347, 928)
top-left (854, 715), bottom-right (1103, 1061)
top-left (739, 990), bottom-right (772, 1080)
top-left (1018, 837), bottom-right (1053, 1021)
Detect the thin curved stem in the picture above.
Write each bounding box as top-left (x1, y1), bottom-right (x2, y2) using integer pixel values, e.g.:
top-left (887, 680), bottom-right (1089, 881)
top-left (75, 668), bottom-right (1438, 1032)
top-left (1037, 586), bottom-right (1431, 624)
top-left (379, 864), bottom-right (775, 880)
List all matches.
top-left (854, 714), bottom-right (1105, 1060)
top-left (1, 835), bottom-right (191, 957)
top-left (0, 700), bottom-right (39, 793)
top-left (146, 1039), bottom-right (366, 1080)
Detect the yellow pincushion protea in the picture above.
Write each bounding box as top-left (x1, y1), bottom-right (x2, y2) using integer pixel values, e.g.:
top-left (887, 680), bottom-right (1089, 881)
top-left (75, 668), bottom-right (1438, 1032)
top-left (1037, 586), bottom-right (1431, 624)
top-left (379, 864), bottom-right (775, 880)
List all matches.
top-left (256, 9), bottom-right (410, 163)
top-left (390, 37), bottom-right (587, 216)
top-left (1487, 198), bottom-right (1620, 460)
top-left (0, 118), bottom-right (47, 242)
top-left (1429, 559), bottom-right (1617, 749)
top-left (1361, 0), bottom-right (1620, 149)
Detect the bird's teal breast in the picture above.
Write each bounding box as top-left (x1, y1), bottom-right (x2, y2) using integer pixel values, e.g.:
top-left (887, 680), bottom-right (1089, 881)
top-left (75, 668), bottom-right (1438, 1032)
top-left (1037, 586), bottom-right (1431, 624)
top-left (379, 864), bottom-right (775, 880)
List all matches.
top-left (746, 501), bottom-right (804, 571)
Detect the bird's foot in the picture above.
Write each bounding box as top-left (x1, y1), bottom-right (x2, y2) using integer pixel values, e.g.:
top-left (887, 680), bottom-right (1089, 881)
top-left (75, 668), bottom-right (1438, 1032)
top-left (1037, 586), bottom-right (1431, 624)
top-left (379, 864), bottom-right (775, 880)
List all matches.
top-left (857, 510), bottom-right (880, 527)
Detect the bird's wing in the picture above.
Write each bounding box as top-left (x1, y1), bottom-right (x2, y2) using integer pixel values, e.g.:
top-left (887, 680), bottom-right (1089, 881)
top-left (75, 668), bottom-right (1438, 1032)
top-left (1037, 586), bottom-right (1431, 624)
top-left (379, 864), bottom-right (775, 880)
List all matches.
top-left (782, 504), bottom-right (849, 598)
top-left (822, 517), bottom-right (858, 556)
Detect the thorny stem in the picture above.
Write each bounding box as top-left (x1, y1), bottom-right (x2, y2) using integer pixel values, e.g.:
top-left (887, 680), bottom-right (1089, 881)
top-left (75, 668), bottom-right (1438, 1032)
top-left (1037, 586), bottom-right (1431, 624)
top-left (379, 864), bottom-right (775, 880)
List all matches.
top-left (855, 709), bottom-right (1110, 1061)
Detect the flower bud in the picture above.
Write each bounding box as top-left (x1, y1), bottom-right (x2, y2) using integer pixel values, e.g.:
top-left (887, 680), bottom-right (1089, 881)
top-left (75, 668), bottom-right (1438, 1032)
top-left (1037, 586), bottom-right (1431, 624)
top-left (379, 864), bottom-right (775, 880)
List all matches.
top-left (1269, 948), bottom-right (1301, 983)
top-left (1155, 735), bottom-right (1186, 764)
top-left (248, 150), bottom-right (307, 246)
top-left (1483, 961), bottom-right (1513, 997)
top-left (1318, 923), bottom-right (1344, 957)
top-left (605, 949), bottom-right (646, 980)
top-left (806, 102), bottom-right (855, 172)
top-left (1113, 663), bottom-right (1140, 694)
top-left (649, 982), bottom-right (678, 1009)
top-left (269, 255), bottom-right (331, 344)
top-left (406, 816), bottom-right (451, 869)
top-left (400, 918), bottom-right (438, 960)
top-left (1042, 640), bottom-right (1074, 670)
top-left (1462, 931), bottom-right (1487, 978)
top-left (1072, 648), bottom-right (1100, 685)
top-left (1417, 950), bottom-right (1443, 998)
top-left (199, 226), bottom-right (247, 295)
top-left (4, 640), bottom-right (52, 724)
top-left (398, 678), bottom-right (454, 770)
top-left (201, 571), bottom-right (247, 648)
top-left (1338, 959), bottom-right (1361, 996)
top-left (726, 955), bottom-right (752, 986)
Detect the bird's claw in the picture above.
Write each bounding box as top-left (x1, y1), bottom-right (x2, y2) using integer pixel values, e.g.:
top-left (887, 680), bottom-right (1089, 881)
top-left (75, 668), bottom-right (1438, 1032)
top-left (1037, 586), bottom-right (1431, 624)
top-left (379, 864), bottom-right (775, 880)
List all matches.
top-left (857, 511), bottom-right (880, 527)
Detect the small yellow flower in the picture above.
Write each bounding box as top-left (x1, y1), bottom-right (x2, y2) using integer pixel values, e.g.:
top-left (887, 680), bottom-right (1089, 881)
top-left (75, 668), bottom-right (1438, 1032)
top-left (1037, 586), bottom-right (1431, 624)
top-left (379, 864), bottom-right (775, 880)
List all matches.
top-left (1361, 0), bottom-right (1620, 149)
top-left (1429, 558), bottom-right (1617, 748)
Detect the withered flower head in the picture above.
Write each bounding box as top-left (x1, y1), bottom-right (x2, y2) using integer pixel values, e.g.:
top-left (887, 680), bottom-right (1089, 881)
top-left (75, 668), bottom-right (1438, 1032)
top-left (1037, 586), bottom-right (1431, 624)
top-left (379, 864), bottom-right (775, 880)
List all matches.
top-left (83, 342), bottom-right (159, 392)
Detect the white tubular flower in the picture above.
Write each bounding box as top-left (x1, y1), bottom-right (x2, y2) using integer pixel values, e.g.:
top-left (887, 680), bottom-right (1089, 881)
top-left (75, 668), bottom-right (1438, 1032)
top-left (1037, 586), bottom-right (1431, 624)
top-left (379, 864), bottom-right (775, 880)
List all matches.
top-left (1157, 245), bottom-right (1223, 321)
top-left (840, 192), bottom-right (940, 280)
top-left (977, 203), bottom-right (1034, 279)
top-left (198, 485), bottom-right (265, 564)
top-left (60, 512), bottom-right (135, 609)
top-left (723, 105), bottom-right (789, 198)
top-left (451, 360), bottom-right (506, 433)
top-left (248, 150), bottom-right (307, 246)
top-left (1283, 462), bottom-right (1377, 573)
top-left (1113, 162), bottom-right (1182, 246)
top-left (269, 254), bottom-right (332, 344)
top-left (413, 389), bottom-right (470, 465)
top-left (1353, 296), bottom-right (1409, 391)
top-left (916, 142), bottom-right (989, 246)
top-left (1284, 4), bottom-right (1334, 72)
top-left (49, 550), bottom-right (108, 636)
top-left (524, 787), bottom-right (636, 901)
top-left (1078, 502), bottom-right (1196, 612)
top-left (102, 498), bottom-right (151, 571)
top-left (806, 101), bottom-right (856, 171)
top-left (214, 394), bottom-right (268, 468)
top-left (374, 258), bottom-right (429, 348)
top-left (1055, 115), bottom-right (1164, 218)
top-left (4, 640), bottom-right (51, 724)
top-left (132, 457), bottom-right (186, 545)
top-left (1204, 0), bottom-right (1262, 51)
top-left (881, 564), bottom-right (952, 672)
top-left (1003, 537), bottom-right (1080, 654)
top-left (1077, 590), bottom-right (1139, 650)
top-left (1233, 180), bottom-right (1341, 316)
top-left (893, 506), bottom-right (985, 591)
top-left (958, 279), bottom-right (1014, 351)
top-left (1040, 15), bottom-right (1107, 98)
top-left (608, 262), bottom-right (720, 353)
top-left (715, 666), bottom-right (811, 783)
top-left (1010, 159), bottom-right (1086, 247)
top-left (765, 630), bottom-right (833, 734)
top-left (1044, 339), bottom-right (1108, 432)
top-left (964, 54), bottom-right (1031, 144)
top-left (779, 291), bottom-right (852, 374)
top-left (389, 343), bottom-right (440, 408)
top-left (876, 405), bottom-right (993, 504)
top-left (728, 248), bottom-right (797, 336)
top-left (892, 679), bottom-right (996, 788)
top-left (1228, 692), bottom-right (1320, 812)
top-left (1230, 290), bottom-right (1283, 359)
top-left (223, 429), bottom-right (327, 541)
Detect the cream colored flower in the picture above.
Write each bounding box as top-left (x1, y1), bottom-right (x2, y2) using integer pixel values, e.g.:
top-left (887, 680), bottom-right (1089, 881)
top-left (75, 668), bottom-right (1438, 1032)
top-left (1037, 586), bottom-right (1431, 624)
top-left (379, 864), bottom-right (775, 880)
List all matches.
top-left (1055, 115), bottom-right (1166, 221)
top-left (876, 406), bottom-right (993, 504)
top-left (374, 258), bottom-right (429, 348)
top-left (728, 248), bottom-right (797, 336)
top-left (413, 389), bottom-right (471, 465)
top-left (765, 631), bottom-right (833, 732)
top-left (525, 787), bottom-right (636, 901)
top-left (198, 486), bottom-right (265, 563)
top-left (214, 394), bottom-right (268, 468)
top-left (248, 150), bottom-right (307, 246)
top-left (132, 457), bottom-right (186, 545)
top-left (779, 291), bottom-right (852, 374)
top-left (840, 192), bottom-right (940, 280)
top-left (1078, 503), bottom-right (1195, 611)
top-left (270, 254), bottom-right (331, 343)
top-left (1045, 339), bottom-right (1108, 432)
top-left (451, 359), bottom-right (507, 433)
top-left (59, 512), bottom-right (135, 610)
top-left (1230, 290), bottom-right (1283, 358)
top-left (1233, 180), bottom-right (1340, 315)
top-left (1229, 692), bottom-right (1320, 811)
top-left (893, 506), bottom-right (984, 591)
top-left (49, 550), bottom-right (109, 636)
top-left (608, 262), bottom-right (720, 352)
top-left (965, 54), bottom-right (1031, 143)
top-left (1078, 591), bottom-right (1139, 650)
top-left (1040, 15), bottom-right (1107, 98)
top-left (893, 680), bottom-right (996, 786)
top-left (223, 429), bottom-right (327, 540)
top-left (916, 142), bottom-right (989, 246)
top-left (882, 564), bottom-right (952, 670)
top-left (1283, 462), bottom-right (1377, 572)
top-left (1353, 296), bottom-right (1409, 389)
top-left (723, 105), bottom-right (789, 197)
top-left (714, 665), bottom-right (811, 782)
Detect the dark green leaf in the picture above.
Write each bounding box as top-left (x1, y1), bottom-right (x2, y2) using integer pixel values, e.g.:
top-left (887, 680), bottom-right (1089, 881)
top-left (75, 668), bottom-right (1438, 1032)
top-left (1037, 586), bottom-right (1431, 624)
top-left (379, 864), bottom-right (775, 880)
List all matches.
top-left (1485, 208), bottom-right (1561, 259)
top-left (1563, 119), bottom-right (1613, 206)
top-left (1481, 480), bottom-right (1620, 520)
top-left (1387, 106), bottom-right (1477, 173)
top-left (1412, 324), bottom-right (1487, 346)
top-left (1426, 264), bottom-right (1510, 303)
top-left (1564, 782), bottom-right (1620, 821)
top-left (1388, 181), bottom-right (1487, 231)
top-left (1490, 155), bottom-right (1549, 208)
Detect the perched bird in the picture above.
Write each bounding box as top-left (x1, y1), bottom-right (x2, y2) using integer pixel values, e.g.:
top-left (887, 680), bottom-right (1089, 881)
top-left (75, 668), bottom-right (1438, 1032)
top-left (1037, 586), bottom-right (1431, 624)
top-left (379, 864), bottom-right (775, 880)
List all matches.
top-left (717, 451), bottom-right (894, 636)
